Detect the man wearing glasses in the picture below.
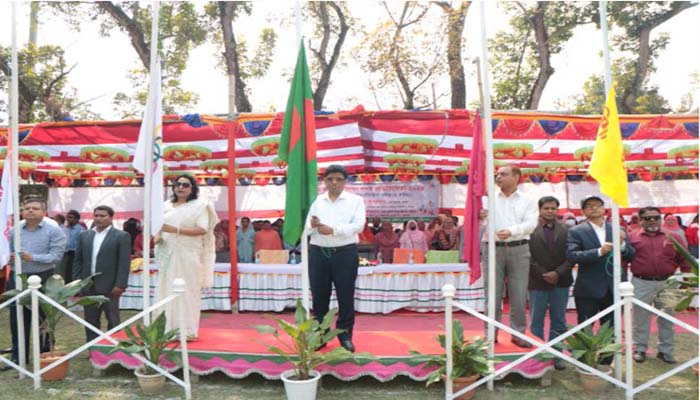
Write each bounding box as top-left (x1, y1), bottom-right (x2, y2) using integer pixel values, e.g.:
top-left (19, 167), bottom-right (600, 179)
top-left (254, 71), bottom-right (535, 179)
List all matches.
top-left (566, 195), bottom-right (635, 342)
top-left (306, 165), bottom-right (366, 352)
top-left (628, 206), bottom-right (690, 364)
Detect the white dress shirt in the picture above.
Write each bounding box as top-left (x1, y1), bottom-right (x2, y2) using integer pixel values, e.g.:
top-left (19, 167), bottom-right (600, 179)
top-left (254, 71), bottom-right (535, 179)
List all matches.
top-left (91, 226), bottom-right (111, 275)
top-left (588, 220), bottom-right (625, 255)
top-left (482, 188), bottom-right (538, 242)
top-left (305, 190), bottom-right (366, 247)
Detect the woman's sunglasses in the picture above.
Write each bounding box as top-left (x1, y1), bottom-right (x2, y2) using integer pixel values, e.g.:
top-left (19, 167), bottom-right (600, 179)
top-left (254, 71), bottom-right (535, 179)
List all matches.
top-left (174, 182), bottom-right (192, 188)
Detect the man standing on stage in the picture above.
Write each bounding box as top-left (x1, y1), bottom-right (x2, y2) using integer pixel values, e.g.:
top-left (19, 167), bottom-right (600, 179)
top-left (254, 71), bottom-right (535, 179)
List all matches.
top-left (306, 165), bottom-right (366, 353)
top-left (629, 206), bottom-right (689, 364)
top-left (528, 196), bottom-right (572, 369)
top-left (480, 164), bottom-right (538, 347)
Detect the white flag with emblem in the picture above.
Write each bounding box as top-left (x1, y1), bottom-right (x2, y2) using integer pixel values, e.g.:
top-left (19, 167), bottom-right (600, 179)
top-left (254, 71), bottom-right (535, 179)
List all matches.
top-left (133, 61), bottom-right (164, 235)
top-left (0, 156), bottom-right (14, 265)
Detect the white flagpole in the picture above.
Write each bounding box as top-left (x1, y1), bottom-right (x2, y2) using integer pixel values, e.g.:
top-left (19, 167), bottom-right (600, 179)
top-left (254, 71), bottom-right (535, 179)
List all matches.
top-left (599, 1), bottom-right (623, 379)
top-left (479, 1), bottom-right (497, 391)
top-left (295, 0), bottom-right (302, 48)
top-left (142, 1), bottom-right (160, 325)
top-left (10, 2), bottom-right (26, 376)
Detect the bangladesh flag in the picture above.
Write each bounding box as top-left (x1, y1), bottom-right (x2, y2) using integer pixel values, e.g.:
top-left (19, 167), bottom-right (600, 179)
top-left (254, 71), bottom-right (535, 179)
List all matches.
top-left (278, 42), bottom-right (318, 246)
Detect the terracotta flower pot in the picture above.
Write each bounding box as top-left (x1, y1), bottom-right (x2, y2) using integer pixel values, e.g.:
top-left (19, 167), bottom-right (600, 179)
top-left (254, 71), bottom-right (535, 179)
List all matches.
top-left (442, 374), bottom-right (479, 400)
top-left (134, 367), bottom-right (166, 395)
top-left (578, 365), bottom-right (612, 392)
top-left (40, 351), bottom-right (69, 381)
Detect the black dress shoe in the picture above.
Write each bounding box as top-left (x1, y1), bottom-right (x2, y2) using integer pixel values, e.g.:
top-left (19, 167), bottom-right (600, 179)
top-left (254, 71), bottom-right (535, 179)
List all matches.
top-left (510, 337), bottom-right (533, 349)
top-left (339, 339), bottom-right (355, 353)
top-left (633, 351), bottom-right (646, 363)
top-left (0, 347), bottom-right (12, 354)
top-left (656, 352), bottom-right (676, 364)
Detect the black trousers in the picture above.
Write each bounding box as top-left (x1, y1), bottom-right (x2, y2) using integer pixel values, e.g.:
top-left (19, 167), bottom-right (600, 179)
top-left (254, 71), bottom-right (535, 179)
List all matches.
top-left (84, 289), bottom-right (121, 342)
top-left (58, 251), bottom-right (75, 282)
top-left (575, 291), bottom-right (615, 365)
top-left (7, 269), bottom-right (52, 362)
top-left (308, 244), bottom-right (359, 341)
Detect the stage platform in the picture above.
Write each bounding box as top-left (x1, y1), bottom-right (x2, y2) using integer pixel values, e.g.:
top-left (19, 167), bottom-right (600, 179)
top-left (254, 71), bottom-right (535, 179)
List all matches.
top-left (89, 310), bottom-right (557, 382)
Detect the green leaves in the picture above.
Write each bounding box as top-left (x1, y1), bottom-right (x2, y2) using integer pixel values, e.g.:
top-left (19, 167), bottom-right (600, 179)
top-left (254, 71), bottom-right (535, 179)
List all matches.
top-left (254, 299), bottom-right (373, 379)
top-left (112, 312), bottom-right (180, 374)
top-left (562, 322), bottom-right (622, 368)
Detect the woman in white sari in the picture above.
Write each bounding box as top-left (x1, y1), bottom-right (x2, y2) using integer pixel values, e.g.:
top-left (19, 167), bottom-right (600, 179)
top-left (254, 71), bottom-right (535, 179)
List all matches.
top-left (155, 174), bottom-right (218, 340)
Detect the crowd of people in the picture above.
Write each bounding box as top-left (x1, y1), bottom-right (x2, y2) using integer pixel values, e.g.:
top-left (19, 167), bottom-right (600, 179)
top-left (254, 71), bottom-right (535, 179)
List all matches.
top-left (1, 163), bottom-right (696, 364)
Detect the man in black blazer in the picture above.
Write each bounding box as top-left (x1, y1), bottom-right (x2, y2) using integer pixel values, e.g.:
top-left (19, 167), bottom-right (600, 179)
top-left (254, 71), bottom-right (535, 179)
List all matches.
top-left (528, 196), bottom-right (572, 370)
top-left (73, 206), bottom-right (131, 342)
top-left (566, 195), bottom-right (635, 332)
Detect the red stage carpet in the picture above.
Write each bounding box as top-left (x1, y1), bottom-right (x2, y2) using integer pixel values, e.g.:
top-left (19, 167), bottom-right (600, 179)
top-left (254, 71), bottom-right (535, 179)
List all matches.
top-left (89, 310), bottom-right (698, 382)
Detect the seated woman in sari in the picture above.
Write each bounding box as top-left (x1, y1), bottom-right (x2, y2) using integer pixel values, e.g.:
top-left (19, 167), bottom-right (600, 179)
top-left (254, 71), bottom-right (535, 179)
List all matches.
top-left (155, 174), bottom-right (218, 340)
top-left (399, 219), bottom-right (429, 251)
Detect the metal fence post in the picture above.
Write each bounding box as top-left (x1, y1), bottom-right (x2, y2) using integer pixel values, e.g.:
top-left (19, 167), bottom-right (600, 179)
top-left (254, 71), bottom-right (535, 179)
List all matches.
top-left (442, 284), bottom-right (456, 400)
top-left (620, 281), bottom-right (635, 400)
top-left (28, 275), bottom-right (42, 389)
top-left (173, 278), bottom-right (191, 400)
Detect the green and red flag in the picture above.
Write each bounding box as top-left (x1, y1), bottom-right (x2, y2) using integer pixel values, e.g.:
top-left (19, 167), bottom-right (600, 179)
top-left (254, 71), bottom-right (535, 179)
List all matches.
top-left (279, 42), bottom-right (318, 246)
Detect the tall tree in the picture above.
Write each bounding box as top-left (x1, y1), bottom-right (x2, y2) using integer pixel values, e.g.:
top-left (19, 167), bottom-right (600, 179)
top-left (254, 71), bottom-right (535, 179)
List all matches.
top-left (358, 2), bottom-right (446, 110)
top-left (49, 1), bottom-right (208, 117)
top-left (432, 1), bottom-right (470, 109)
top-left (571, 1), bottom-right (696, 115)
top-left (489, 2), bottom-right (589, 110)
top-left (0, 45), bottom-right (98, 123)
top-left (204, 2), bottom-right (277, 113)
top-left (307, 2), bottom-right (351, 110)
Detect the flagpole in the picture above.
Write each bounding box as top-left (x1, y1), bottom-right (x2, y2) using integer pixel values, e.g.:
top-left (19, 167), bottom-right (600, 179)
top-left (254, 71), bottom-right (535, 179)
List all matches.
top-left (599, 0), bottom-right (623, 379)
top-left (295, 0), bottom-right (302, 49)
top-left (10, 1), bottom-right (27, 376)
top-left (479, 1), bottom-right (497, 391)
top-left (142, 0), bottom-right (160, 325)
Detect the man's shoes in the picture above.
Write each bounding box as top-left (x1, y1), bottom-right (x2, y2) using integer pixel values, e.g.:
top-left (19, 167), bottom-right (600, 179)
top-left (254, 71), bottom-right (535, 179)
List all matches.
top-left (0, 365), bottom-right (12, 372)
top-left (633, 351), bottom-right (646, 363)
top-left (0, 347), bottom-right (12, 354)
top-left (339, 339), bottom-right (355, 353)
top-left (553, 359), bottom-right (566, 370)
top-left (656, 352), bottom-right (676, 364)
top-left (510, 337), bottom-right (533, 349)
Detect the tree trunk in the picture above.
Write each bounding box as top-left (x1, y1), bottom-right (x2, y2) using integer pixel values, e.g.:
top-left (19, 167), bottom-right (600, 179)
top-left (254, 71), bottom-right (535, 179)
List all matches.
top-left (218, 1), bottom-right (252, 112)
top-left (311, 2), bottom-right (348, 110)
top-left (97, 1), bottom-right (151, 70)
top-left (29, 2), bottom-right (39, 46)
top-left (435, 1), bottom-right (470, 109)
top-left (527, 2), bottom-right (554, 109)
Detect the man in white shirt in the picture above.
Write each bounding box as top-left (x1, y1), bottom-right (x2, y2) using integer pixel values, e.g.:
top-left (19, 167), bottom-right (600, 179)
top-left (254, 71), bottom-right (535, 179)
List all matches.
top-left (480, 165), bottom-right (538, 347)
top-left (306, 165), bottom-right (366, 353)
top-left (73, 206), bottom-right (131, 342)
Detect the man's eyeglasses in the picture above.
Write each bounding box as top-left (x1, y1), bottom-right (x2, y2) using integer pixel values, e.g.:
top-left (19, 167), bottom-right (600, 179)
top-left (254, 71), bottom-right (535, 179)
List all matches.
top-left (641, 215), bottom-right (661, 221)
top-left (174, 182), bottom-right (192, 188)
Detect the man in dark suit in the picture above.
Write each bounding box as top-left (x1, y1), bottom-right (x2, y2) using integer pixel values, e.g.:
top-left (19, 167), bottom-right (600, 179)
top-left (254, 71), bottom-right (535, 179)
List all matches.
top-left (566, 195), bottom-right (635, 332)
top-left (73, 205), bottom-right (131, 342)
top-left (528, 196), bottom-right (572, 370)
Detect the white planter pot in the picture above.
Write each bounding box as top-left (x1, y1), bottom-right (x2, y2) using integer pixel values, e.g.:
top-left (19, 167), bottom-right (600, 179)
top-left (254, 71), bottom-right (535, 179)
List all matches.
top-left (280, 369), bottom-right (322, 400)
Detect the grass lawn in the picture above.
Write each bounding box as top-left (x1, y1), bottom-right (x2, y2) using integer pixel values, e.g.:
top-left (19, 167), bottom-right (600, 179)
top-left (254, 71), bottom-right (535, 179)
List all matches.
top-left (0, 309), bottom-right (697, 399)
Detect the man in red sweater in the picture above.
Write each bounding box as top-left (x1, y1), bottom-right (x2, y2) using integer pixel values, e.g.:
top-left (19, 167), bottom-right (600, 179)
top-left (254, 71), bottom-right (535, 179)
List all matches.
top-left (628, 206), bottom-right (690, 364)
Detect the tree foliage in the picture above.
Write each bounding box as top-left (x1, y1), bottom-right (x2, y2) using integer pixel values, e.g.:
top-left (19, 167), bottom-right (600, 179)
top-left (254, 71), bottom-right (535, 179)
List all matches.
top-left (432, 1), bottom-right (471, 109)
top-left (357, 2), bottom-right (447, 110)
top-left (204, 1), bottom-right (277, 113)
top-left (307, 1), bottom-right (353, 110)
top-left (0, 45), bottom-right (99, 123)
top-left (489, 1), bottom-right (589, 110)
top-left (49, 1), bottom-right (208, 117)
top-left (572, 1), bottom-right (696, 114)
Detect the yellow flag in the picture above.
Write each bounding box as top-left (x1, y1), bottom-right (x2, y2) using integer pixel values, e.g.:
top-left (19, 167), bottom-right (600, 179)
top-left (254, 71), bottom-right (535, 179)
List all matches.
top-left (589, 87), bottom-right (628, 207)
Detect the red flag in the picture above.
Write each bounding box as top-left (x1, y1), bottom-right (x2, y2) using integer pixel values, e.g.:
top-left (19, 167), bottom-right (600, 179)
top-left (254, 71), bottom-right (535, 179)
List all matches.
top-left (463, 113), bottom-right (486, 285)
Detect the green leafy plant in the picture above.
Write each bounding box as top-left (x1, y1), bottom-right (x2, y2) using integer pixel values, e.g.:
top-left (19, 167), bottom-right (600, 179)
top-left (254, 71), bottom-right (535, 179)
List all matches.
top-left (562, 322), bottom-right (622, 368)
top-left (254, 299), bottom-right (370, 380)
top-left (3, 274), bottom-right (108, 354)
top-left (664, 234), bottom-right (699, 311)
top-left (109, 312), bottom-right (181, 374)
top-left (409, 320), bottom-right (494, 387)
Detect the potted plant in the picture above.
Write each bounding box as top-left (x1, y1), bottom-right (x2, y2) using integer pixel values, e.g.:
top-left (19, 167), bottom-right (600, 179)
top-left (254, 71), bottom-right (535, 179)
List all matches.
top-left (409, 320), bottom-right (494, 400)
top-left (254, 300), bottom-right (370, 400)
top-left (2, 274), bottom-right (108, 380)
top-left (562, 321), bottom-right (622, 392)
top-left (109, 312), bottom-right (180, 395)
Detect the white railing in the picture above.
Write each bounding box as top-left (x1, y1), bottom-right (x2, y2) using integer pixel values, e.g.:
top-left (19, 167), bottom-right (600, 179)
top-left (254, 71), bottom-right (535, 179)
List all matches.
top-left (0, 276), bottom-right (192, 399)
top-left (442, 282), bottom-right (699, 400)
top-left (0, 285), bottom-right (36, 380)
